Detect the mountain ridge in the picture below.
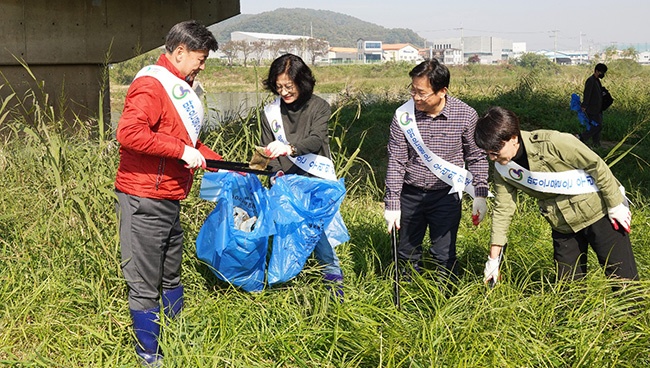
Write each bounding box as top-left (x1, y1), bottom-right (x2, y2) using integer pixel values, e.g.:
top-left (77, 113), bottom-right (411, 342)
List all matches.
top-left (209, 8), bottom-right (426, 48)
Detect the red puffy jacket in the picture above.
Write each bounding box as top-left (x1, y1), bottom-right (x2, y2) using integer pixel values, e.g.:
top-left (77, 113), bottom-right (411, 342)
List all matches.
top-left (115, 54), bottom-right (221, 200)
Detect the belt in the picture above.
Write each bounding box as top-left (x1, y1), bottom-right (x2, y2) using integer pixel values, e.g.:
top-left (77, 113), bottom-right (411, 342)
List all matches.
top-left (403, 183), bottom-right (442, 193)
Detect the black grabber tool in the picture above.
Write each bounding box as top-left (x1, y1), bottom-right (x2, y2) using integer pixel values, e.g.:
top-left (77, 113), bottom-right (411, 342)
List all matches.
top-left (205, 146), bottom-right (274, 176)
top-left (391, 230), bottom-right (401, 309)
top-left (205, 159), bottom-right (274, 176)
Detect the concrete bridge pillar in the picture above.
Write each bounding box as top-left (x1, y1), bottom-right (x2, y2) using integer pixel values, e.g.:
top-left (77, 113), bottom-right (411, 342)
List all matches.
top-left (0, 0), bottom-right (239, 129)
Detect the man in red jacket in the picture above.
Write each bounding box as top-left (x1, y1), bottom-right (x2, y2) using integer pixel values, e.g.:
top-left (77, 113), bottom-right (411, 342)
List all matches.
top-left (114, 20), bottom-right (221, 365)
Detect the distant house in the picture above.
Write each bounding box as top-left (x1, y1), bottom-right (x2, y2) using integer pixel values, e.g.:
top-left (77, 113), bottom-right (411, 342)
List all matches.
top-left (418, 47), bottom-right (463, 65)
top-left (357, 39), bottom-right (383, 63)
top-left (327, 47), bottom-right (357, 64)
top-left (382, 43), bottom-right (423, 63)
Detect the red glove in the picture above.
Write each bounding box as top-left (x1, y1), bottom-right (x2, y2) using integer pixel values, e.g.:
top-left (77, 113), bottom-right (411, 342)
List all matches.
top-left (608, 203), bottom-right (631, 233)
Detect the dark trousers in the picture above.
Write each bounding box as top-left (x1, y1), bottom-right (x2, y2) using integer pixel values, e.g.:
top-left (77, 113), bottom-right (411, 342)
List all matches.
top-left (552, 215), bottom-right (638, 281)
top-left (579, 111), bottom-right (603, 146)
top-left (116, 190), bottom-right (184, 311)
top-left (398, 184), bottom-right (462, 279)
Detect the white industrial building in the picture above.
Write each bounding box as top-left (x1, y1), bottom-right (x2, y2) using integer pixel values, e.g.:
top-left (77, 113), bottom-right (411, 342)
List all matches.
top-left (535, 50), bottom-right (589, 65)
top-left (227, 31), bottom-right (329, 63)
top-left (428, 36), bottom-right (516, 64)
top-left (638, 51), bottom-right (650, 64)
top-left (512, 42), bottom-right (527, 60)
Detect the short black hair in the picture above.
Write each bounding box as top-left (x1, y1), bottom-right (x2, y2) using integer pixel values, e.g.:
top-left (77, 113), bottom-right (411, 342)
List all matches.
top-left (474, 106), bottom-right (521, 152)
top-left (408, 59), bottom-right (450, 92)
top-left (595, 63), bottom-right (608, 73)
top-left (165, 20), bottom-right (218, 53)
top-left (264, 53), bottom-right (316, 105)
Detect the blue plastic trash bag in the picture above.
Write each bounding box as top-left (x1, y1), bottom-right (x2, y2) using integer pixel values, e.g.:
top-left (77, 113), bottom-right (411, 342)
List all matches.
top-left (570, 93), bottom-right (599, 131)
top-left (266, 175), bottom-right (349, 286)
top-left (196, 171), bottom-right (274, 292)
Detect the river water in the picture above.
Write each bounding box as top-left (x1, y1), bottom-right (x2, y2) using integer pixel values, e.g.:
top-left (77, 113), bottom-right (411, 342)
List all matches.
top-left (112, 91), bottom-right (339, 128)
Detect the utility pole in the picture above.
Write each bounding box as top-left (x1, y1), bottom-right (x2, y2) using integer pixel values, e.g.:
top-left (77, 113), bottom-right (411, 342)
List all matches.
top-left (550, 30), bottom-right (559, 63)
top-left (454, 26), bottom-right (464, 65)
top-left (579, 32), bottom-right (586, 64)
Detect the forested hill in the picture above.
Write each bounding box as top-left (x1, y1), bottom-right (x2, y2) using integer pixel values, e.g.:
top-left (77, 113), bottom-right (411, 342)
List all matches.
top-left (209, 8), bottom-right (426, 47)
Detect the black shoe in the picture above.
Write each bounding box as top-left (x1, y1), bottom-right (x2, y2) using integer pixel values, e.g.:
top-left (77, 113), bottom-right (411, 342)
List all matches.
top-left (398, 262), bottom-right (422, 283)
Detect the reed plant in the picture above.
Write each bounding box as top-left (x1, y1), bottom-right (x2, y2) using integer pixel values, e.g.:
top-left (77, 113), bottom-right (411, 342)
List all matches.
top-left (1, 61), bottom-right (648, 366)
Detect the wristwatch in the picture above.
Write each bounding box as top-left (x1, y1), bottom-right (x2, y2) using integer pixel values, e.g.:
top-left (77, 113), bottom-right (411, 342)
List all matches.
top-left (289, 144), bottom-right (297, 156)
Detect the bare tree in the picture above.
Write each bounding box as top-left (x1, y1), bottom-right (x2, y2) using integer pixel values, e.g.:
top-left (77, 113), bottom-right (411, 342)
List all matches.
top-left (305, 38), bottom-right (330, 65)
top-left (233, 40), bottom-right (253, 67)
top-left (267, 40), bottom-right (283, 60)
top-left (219, 41), bottom-right (238, 66)
top-left (251, 41), bottom-right (266, 66)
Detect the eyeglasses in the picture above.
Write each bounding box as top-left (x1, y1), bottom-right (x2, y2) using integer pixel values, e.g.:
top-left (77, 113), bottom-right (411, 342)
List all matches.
top-left (408, 85), bottom-right (435, 101)
top-left (276, 84), bottom-right (295, 93)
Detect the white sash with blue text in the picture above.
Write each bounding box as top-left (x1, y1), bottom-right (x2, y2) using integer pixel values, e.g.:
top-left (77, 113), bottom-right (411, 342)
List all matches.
top-left (395, 99), bottom-right (478, 198)
top-left (494, 161), bottom-right (600, 195)
top-left (135, 65), bottom-right (204, 147)
top-left (264, 97), bottom-right (337, 181)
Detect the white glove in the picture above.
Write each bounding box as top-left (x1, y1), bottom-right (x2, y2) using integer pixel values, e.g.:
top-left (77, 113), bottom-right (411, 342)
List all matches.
top-left (608, 202), bottom-right (631, 233)
top-left (472, 197), bottom-right (488, 226)
top-left (383, 210), bottom-right (401, 233)
top-left (181, 145), bottom-right (206, 169)
top-left (483, 255), bottom-right (500, 284)
top-left (266, 140), bottom-right (292, 159)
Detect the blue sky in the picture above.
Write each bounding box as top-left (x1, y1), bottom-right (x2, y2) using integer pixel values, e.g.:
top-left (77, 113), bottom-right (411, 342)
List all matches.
top-left (239, 0), bottom-right (649, 51)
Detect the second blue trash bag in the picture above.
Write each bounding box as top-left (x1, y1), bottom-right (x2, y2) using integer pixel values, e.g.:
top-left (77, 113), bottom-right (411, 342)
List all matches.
top-left (196, 171), bottom-right (275, 292)
top-left (570, 93), bottom-right (599, 131)
top-left (266, 174), bottom-right (349, 286)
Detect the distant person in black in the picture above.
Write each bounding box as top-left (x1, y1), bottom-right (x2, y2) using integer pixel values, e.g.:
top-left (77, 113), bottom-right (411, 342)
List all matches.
top-left (578, 63), bottom-right (607, 147)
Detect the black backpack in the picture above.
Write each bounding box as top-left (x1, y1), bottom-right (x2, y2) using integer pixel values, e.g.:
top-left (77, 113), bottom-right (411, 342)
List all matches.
top-left (601, 86), bottom-right (614, 111)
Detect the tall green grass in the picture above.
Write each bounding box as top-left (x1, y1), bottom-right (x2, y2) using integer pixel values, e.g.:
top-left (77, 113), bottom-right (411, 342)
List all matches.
top-left (1, 62), bottom-right (649, 366)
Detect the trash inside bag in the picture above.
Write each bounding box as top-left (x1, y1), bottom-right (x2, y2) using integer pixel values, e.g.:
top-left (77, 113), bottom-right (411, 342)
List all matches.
top-left (266, 174), bottom-right (349, 286)
top-left (233, 206), bottom-right (257, 232)
top-left (196, 171), bottom-right (274, 292)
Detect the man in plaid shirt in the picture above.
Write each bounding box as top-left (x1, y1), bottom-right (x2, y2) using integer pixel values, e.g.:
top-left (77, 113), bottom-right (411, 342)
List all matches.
top-left (384, 59), bottom-right (489, 291)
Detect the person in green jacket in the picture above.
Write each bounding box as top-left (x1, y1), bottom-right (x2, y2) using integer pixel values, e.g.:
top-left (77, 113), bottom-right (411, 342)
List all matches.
top-left (474, 106), bottom-right (638, 285)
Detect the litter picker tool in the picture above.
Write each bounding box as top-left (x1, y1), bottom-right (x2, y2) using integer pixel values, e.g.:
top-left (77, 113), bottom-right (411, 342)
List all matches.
top-left (391, 230), bottom-right (401, 309)
top-left (205, 146), bottom-right (274, 176)
top-left (205, 160), bottom-right (274, 176)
